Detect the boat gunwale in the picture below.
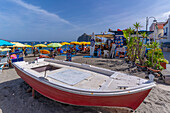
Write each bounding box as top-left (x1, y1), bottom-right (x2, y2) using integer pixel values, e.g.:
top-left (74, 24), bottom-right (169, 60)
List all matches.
top-left (13, 60), bottom-right (155, 96)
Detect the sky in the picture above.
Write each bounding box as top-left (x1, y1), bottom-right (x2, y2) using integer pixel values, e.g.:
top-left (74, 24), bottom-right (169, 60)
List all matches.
top-left (0, 0), bottom-right (170, 41)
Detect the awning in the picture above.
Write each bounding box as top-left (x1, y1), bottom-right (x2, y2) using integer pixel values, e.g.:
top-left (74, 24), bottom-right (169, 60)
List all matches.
top-left (88, 34), bottom-right (114, 38)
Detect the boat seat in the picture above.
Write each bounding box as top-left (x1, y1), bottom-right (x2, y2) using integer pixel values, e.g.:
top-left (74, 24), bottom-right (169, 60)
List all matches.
top-left (99, 72), bottom-right (126, 90)
top-left (98, 78), bottom-right (113, 90)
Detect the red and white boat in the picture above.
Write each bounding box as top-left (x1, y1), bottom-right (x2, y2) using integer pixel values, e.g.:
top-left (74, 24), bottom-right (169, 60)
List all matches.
top-left (13, 58), bottom-right (155, 110)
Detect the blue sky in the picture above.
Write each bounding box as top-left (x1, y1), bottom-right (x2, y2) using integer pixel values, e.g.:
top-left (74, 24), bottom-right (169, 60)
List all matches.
top-left (0, 0), bottom-right (170, 41)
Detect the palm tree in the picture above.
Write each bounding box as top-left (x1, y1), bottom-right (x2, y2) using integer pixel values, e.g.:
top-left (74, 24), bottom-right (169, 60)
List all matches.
top-left (133, 22), bottom-right (142, 62)
top-left (123, 27), bottom-right (135, 61)
top-left (138, 32), bottom-right (147, 65)
top-left (126, 27), bottom-right (134, 41)
top-left (133, 22), bottom-right (142, 39)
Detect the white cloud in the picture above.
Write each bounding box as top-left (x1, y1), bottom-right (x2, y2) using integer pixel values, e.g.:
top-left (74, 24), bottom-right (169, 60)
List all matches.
top-left (156, 11), bottom-right (170, 22)
top-left (11, 0), bottom-right (72, 25)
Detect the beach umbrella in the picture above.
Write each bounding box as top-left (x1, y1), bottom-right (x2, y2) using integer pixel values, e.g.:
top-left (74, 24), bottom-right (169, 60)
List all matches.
top-left (79, 42), bottom-right (87, 45)
top-left (0, 48), bottom-right (11, 51)
top-left (11, 42), bottom-right (27, 47)
top-left (70, 41), bottom-right (80, 45)
top-left (34, 44), bottom-right (47, 47)
top-left (61, 42), bottom-right (70, 45)
top-left (47, 43), bottom-right (62, 48)
top-left (40, 50), bottom-right (50, 54)
top-left (47, 43), bottom-right (52, 46)
top-left (86, 42), bottom-right (91, 45)
top-left (0, 40), bottom-right (14, 46)
top-left (25, 44), bottom-right (32, 47)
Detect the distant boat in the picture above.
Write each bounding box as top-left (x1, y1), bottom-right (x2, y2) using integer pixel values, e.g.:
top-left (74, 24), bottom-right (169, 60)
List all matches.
top-left (13, 58), bottom-right (155, 110)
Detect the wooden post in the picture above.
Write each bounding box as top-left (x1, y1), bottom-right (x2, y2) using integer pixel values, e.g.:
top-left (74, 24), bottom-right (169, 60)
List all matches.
top-left (32, 88), bottom-right (35, 98)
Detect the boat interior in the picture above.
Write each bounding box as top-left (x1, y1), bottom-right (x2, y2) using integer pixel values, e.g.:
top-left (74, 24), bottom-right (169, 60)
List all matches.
top-left (15, 58), bottom-right (150, 91)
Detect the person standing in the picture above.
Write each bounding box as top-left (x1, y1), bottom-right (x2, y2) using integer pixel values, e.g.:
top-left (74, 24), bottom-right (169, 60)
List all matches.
top-left (33, 47), bottom-right (35, 57)
top-left (110, 43), bottom-right (116, 58)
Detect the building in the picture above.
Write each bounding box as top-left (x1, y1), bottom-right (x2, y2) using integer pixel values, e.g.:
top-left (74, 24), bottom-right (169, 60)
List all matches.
top-left (161, 15), bottom-right (170, 52)
top-left (149, 22), bottom-right (165, 42)
top-left (108, 29), bottom-right (153, 45)
top-left (162, 15), bottom-right (170, 42)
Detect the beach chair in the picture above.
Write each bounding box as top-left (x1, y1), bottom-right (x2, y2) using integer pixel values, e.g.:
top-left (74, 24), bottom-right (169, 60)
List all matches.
top-left (0, 64), bottom-right (4, 73)
top-left (0, 57), bottom-right (9, 70)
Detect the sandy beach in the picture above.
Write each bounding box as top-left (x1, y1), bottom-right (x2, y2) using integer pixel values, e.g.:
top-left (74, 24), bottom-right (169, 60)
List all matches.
top-left (0, 55), bottom-right (170, 113)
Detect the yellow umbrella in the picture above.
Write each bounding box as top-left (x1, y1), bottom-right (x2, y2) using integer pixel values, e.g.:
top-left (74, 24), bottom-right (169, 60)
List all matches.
top-left (25, 44), bottom-right (32, 47)
top-left (40, 50), bottom-right (50, 54)
top-left (61, 42), bottom-right (70, 45)
top-left (11, 42), bottom-right (27, 47)
top-left (86, 42), bottom-right (91, 45)
top-left (47, 43), bottom-right (52, 46)
top-left (70, 41), bottom-right (80, 45)
top-left (34, 44), bottom-right (47, 47)
top-left (80, 42), bottom-right (89, 45)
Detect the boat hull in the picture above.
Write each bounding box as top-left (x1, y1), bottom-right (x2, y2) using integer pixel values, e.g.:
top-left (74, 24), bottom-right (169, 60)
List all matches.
top-left (14, 66), bottom-right (151, 110)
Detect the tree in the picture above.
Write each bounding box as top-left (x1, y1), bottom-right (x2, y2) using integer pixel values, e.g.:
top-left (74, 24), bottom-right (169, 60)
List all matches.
top-left (138, 32), bottom-right (147, 65)
top-left (123, 27), bottom-right (135, 61)
top-left (133, 22), bottom-right (142, 39)
top-left (133, 22), bottom-right (142, 63)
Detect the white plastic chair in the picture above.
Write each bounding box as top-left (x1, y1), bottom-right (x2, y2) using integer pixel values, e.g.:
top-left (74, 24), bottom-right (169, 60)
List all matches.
top-left (0, 57), bottom-right (9, 67)
top-left (0, 64), bottom-right (4, 73)
top-left (104, 50), bottom-right (109, 58)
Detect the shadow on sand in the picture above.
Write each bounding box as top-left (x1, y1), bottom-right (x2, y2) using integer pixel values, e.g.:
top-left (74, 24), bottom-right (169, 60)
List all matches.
top-left (0, 78), bottom-right (131, 113)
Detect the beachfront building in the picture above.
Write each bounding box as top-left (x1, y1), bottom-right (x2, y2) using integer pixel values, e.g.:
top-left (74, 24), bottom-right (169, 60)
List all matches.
top-left (108, 29), bottom-right (153, 44)
top-left (161, 15), bottom-right (170, 51)
top-left (162, 15), bottom-right (170, 42)
top-left (149, 22), bottom-right (165, 43)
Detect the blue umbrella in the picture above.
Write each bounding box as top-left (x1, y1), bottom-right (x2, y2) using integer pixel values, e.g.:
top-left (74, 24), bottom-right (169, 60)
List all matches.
top-left (0, 40), bottom-right (14, 46)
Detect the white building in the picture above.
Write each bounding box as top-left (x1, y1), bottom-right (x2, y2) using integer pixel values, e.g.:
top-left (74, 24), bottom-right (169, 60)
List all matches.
top-left (161, 15), bottom-right (170, 51)
top-left (149, 22), bottom-right (165, 43)
top-left (162, 15), bottom-right (170, 42)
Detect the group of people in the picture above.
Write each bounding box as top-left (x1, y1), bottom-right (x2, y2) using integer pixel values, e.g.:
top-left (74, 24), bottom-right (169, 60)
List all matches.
top-left (11, 42), bottom-right (126, 59)
top-left (92, 42), bottom-right (126, 58)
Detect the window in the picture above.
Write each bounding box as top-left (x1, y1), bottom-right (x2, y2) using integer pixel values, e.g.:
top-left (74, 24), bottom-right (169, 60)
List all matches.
top-left (164, 27), bottom-right (168, 36)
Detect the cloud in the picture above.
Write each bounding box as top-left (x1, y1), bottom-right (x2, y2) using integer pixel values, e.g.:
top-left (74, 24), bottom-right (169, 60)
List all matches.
top-left (11, 0), bottom-right (73, 25)
top-left (156, 11), bottom-right (170, 22)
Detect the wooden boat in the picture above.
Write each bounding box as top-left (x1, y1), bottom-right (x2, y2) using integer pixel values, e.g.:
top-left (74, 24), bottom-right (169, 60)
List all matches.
top-left (13, 58), bottom-right (155, 110)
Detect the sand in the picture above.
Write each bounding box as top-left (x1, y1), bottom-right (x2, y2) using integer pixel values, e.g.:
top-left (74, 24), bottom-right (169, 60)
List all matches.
top-left (0, 55), bottom-right (170, 113)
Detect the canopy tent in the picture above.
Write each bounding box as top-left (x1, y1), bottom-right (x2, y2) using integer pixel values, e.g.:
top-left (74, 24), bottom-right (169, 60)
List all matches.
top-left (34, 44), bottom-right (47, 47)
top-left (70, 41), bottom-right (80, 45)
top-left (61, 42), bottom-right (70, 45)
top-left (0, 40), bottom-right (14, 46)
top-left (47, 43), bottom-right (62, 48)
top-left (10, 42), bottom-right (27, 47)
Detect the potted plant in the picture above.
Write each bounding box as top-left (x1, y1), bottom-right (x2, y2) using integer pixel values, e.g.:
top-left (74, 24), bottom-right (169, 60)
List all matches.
top-left (146, 43), bottom-right (165, 72)
top-left (159, 58), bottom-right (169, 69)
